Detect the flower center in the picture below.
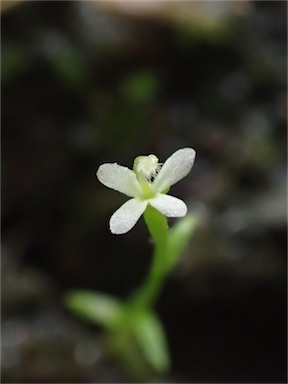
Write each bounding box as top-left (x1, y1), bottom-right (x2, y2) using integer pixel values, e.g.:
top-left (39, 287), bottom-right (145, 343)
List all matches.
top-left (133, 154), bottom-right (160, 182)
top-left (133, 154), bottom-right (161, 200)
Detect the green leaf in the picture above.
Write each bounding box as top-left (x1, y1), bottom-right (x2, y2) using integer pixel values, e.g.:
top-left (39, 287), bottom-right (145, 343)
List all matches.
top-left (167, 213), bottom-right (199, 271)
top-left (131, 309), bottom-right (170, 373)
top-left (64, 290), bottom-right (124, 330)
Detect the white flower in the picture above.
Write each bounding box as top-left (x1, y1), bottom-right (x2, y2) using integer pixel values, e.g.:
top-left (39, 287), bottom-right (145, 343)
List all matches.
top-left (97, 147), bottom-right (196, 234)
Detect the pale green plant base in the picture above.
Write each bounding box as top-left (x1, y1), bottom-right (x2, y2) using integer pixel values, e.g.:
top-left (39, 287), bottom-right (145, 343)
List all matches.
top-left (64, 205), bottom-right (198, 377)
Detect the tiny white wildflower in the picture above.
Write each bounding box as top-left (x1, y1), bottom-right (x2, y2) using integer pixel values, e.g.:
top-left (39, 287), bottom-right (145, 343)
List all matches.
top-left (97, 148), bottom-right (196, 234)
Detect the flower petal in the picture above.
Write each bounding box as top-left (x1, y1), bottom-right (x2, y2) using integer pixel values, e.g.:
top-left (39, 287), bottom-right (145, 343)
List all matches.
top-left (110, 198), bottom-right (147, 234)
top-left (97, 163), bottom-right (141, 197)
top-left (150, 194), bottom-right (187, 217)
top-left (153, 148), bottom-right (196, 192)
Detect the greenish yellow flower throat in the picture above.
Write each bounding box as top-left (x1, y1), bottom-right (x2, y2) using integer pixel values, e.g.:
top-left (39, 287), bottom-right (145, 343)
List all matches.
top-left (133, 155), bottom-right (161, 200)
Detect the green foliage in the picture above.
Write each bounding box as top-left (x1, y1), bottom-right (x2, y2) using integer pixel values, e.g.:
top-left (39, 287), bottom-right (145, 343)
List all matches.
top-left (167, 213), bottom-right (199, 272)
top-left (64, 290), bottom-right (124, 331)
top-left (65, 208), bottom-right (198, 377)
top-left (131, 309), bottom-right (170, 373)
top-left (64, 290), bottom-right (170, 374)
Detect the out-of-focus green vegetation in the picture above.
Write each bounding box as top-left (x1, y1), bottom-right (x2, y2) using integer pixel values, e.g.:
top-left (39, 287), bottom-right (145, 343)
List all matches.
top-left (2, 1), bottom-right (287, 383)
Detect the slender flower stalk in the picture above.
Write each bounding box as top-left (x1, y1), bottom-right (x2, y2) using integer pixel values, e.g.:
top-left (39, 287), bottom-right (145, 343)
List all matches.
top-left (130, 205), bottom-right (169, 308)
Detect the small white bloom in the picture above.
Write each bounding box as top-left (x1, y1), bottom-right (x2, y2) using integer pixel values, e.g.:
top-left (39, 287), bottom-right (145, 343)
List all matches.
top-left (97, 148), bottom-right (196, 234)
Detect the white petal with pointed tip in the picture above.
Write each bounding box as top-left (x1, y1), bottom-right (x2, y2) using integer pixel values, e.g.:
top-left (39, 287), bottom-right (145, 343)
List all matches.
top-left (97, 163), bottom-right (141, 198)
top-left (153, 148), bottom-right (196, 192)
top-left (110, 198), bottom-right (147, 234)
top-left (150, 194), bottom-right (187, 217)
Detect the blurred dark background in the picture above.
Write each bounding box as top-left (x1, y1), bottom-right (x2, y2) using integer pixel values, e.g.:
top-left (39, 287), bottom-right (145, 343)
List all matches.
top-left (1, 1), bottom-right (287, 383)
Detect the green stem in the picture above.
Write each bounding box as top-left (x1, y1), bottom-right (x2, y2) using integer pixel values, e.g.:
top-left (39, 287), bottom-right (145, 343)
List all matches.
top-left (130, 205), bottom-right (169, 308)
